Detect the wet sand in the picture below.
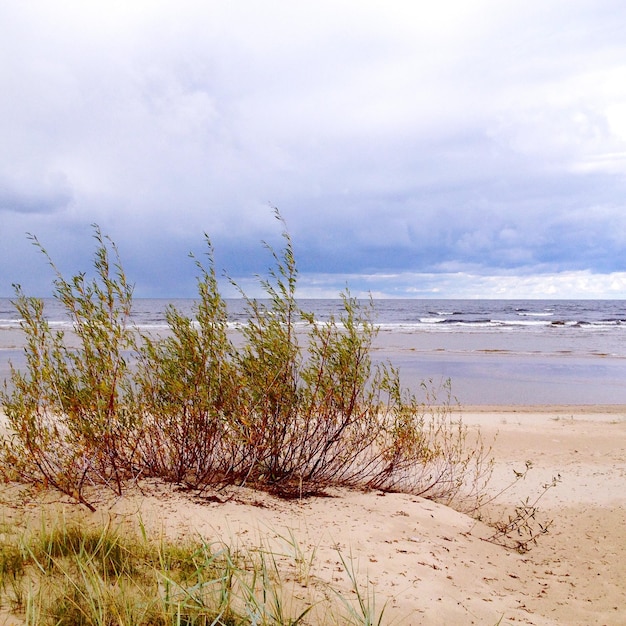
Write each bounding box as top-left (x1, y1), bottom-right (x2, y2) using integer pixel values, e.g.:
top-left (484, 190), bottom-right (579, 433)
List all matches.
top-left (372, 330), bottom-right (626, 405)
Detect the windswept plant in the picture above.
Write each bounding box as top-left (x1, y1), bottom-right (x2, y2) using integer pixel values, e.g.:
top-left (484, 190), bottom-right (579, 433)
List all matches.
top-left (364, 377), bottom-right (494, 508)
top-left (1, 212), bottom-right (493, 510)
top-left (135, 238), bottom-right (244, 488)
top-left (0, 227), bottom-right (139, 509)
top-left (294, 292), bottom-right (381, 487)
top-left (224, 213), bottom-right (489, 500)
top-left (232, 219), bottom-right (304, 486)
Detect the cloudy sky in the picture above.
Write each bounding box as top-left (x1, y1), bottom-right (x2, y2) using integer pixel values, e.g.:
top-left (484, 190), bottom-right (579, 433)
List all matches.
top-left (2, 1), bottom-right (626, 298)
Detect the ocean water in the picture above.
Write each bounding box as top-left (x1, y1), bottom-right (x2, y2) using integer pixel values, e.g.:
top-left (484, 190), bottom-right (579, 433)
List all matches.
top-left (1, 298), bottom-right (626, 405)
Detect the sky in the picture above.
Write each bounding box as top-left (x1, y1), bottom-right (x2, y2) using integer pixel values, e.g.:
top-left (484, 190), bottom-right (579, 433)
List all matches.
top-left (2, 1), bottom-right (626, 299)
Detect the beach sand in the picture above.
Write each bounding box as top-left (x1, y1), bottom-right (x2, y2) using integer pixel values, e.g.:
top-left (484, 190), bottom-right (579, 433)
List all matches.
top-left (1, 405), bottom-right (625, 625)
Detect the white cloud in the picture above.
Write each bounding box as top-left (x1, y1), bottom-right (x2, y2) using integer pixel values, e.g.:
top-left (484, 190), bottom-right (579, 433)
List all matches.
top-left (282, 270), bottom-right (626, 300)
top-left (2, 1), bottom-right (626, 297)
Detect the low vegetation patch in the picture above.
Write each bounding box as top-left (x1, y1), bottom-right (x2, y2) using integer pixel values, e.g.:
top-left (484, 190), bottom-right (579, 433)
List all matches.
top-left (0, 514), bottom-right (389, 625)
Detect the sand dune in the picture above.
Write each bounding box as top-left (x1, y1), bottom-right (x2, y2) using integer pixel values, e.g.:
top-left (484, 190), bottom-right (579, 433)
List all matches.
top-left (1, 406), bottom-right (625, 625)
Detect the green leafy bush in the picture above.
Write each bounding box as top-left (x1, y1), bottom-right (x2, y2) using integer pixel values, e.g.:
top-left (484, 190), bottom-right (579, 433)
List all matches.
top-left (1, 214), bottom-right (491, 509)
top-left (135, 238), bottom-right (244, 488)
top-left (1, 227), bottom-right (139, 509)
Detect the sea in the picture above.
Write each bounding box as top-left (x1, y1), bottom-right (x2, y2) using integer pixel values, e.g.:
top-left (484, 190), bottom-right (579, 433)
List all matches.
top-left (1, 298), bottom-right (626, 406)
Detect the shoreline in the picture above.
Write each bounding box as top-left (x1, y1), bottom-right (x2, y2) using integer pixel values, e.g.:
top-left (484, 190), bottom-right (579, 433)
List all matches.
top-left (458, 403), bottom-right (626, 414)
top-left (452, 402), bottom-right (626, 424)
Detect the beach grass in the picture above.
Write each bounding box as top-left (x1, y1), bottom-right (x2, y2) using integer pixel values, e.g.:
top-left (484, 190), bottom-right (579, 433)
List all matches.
top-left (0, 512), bottom-right (392, 626)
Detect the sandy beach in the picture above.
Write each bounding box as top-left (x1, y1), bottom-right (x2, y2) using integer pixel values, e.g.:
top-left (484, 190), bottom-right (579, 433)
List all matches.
top-left (2, 404), bottom-right (624, 625)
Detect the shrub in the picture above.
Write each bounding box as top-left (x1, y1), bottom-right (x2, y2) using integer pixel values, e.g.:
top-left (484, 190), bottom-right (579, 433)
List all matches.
top-left (233, 224), bottom-right (304, 486)
top-left (0, 227), bottom-right (139, 510)
top-left (135, 238), bottom-right (245, 488)
top-left (1, 213), bottom-right (491, 508)
top-left (229, 221), bottom-right (400, 492)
